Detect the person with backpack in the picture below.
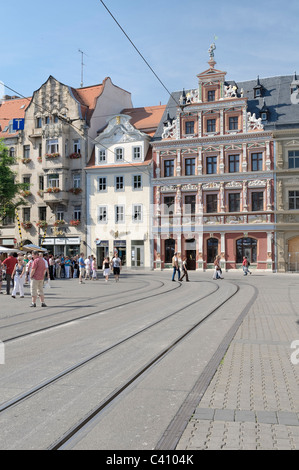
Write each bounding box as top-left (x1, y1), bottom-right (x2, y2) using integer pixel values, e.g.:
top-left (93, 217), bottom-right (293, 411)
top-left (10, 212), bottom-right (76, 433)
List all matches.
top-left (242, 256), bottom-right (252, 275)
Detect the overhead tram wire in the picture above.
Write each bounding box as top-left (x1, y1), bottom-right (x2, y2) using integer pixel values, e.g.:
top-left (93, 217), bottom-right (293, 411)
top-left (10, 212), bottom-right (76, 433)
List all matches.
top-left (2, 83), bottom-right (154, 179)
top-left (99, 0), bottom-right (182, 109)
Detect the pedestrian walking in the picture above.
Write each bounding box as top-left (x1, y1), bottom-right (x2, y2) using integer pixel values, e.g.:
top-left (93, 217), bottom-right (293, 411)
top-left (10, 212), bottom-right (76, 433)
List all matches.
top-left (64, 256), bottom-right (71, 279)
top-left (78, 253), bottom-right (85, 284)
top-left (179, 257), bottom-right (189, 281)
top-left (213, 255), bottom-right (223, 280)
top-left (91, 256), bottom-right (97, 280)
top-left (102, 257), bottom-right (110, 282)
top-left (111, 254), bottom-right (121, 282)
top-left (242, 256), bottom-right (252, 275)
top-left (25, 255), bottom-right (33, 284)
top-left (11, 256), bottom-right (25, 298)
top-left (3, 252), bottom-right (18, 295)
top-left (171, 252), bottom-right (181, 281)
top-left (30, 252), bottom-right (47, 307)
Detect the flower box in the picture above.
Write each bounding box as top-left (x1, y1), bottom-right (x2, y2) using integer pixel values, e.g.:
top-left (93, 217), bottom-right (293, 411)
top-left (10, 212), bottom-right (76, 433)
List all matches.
top-left (45, 187), bottom-right (60, 193)
top-left (54, 220), bottom-right (65, 226)
top-left (21, 190), bottom-right (31, 197)
top-left (68, 187), bottom-right (83, 195)
top-left (69, 152), bottom-right (81, 159)
top-left (45, 153), bottom-right (60, 159)
top-left (21, 222), bottom-right (32, 229)
top-left (70, 219), bottom-right (81, 226)
top-left (22, 158), bottom-right (32, 164)
top-left (36, 220), bottom-right (48, 228)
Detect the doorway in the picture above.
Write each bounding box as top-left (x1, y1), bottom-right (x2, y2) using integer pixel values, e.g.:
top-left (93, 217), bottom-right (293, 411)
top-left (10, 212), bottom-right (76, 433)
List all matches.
top-left (131, 243), bottom-right (144, 267)
top-left (186, 250), bottom-right (196, 270)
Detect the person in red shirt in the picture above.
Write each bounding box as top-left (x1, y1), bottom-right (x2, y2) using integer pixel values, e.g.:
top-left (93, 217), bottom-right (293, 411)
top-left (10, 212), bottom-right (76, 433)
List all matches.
top-left (30, 252), bottom-right (47, 307)
top-left (3, 253), bottom-right (18, 295)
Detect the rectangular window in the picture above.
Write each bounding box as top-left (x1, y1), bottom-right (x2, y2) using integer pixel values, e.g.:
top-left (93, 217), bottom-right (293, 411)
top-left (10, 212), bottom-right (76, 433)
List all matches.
top-left (73, 173), bottom-right (81, 188)
top-left (133, 174), bottom-right (142, 189)
top-left (23, 207), bottom-right (31, 222)
top-left (208, 90), bottom-right (215, 102)
top-left (115, 176), bottom-right (124, 191)
top-left (56, 206), bottom-right (64, 221)
top-left (252, 192), bottom-right (264, 211)
top-left (47, 139), bottom-right (59, 154)
top-left (251, 152), bottom-right (263, 171)
top-left (48, 174), bottom-right (59, 188)
top-left (115, 148), bottom-right (124, 161)
top-left (133, 147), bottom-right (141, 160)
top-left (133, 204), bottom-right (142, 222)
top-left (207, 119), bottom-right (216, 133)
top-left (23, 145), bottom-right (30, 158)
top-left (229, 116), bottom-right (238, 130)
top-left (74, 205), bottom-right (81, 221)
top-left (23, 176), bottom-right (31, 185)
top-left (207, 156), bottom-right (217, 174)
top-left (115, 205), bottom-right (125, 223)
top-left (39, 175), bottom-right (44, 191)
top-left (184, 195), bottom-right (196, 214)
top-left (229, 193), bottom-right (240, 212)
top-left (206, 194), bottom-right (218, 213)
top-left (229, 154), bottom-right (240, 173)
top-left (164, 159), bottom-right (174, 177)
top-left (288, 150), bottom-right (299, 169)
top-left (98, 149), bottom-right (106, 163)
top-left (73, 139), bottom-right (81, 154)
top-left (163, 196), bottom-right (175, 215)
top-left (289, 190), bottom-right (299, 210)
top-left (39, 207), bottom-right (47, 221)
top-left (36, 117), bottom-right (42, 128)
top-left (98, 177), bottom-right (107, 191)
top-left (185, 158), bottom-right (195, 176)
top-left (185, 121), bottom-right (194, 135)
top-left (98, 206), bottom-right (108, 223)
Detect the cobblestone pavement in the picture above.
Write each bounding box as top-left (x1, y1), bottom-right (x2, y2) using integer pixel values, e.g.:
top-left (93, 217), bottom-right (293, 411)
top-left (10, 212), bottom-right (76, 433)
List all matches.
top-left (177, 274), bottom-right (299, 450)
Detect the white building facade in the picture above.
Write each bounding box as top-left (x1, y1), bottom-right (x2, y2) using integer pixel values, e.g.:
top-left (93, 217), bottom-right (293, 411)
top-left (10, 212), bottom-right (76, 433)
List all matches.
top-left (86, 114), bottom-right (153, 268)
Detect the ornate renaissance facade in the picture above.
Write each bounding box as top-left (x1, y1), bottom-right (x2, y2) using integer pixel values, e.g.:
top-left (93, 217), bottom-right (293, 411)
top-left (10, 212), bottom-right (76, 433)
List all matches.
top-left (0, 76), bottom-right (132, 254)
top-left (152, 50), bottom-right (275, 271)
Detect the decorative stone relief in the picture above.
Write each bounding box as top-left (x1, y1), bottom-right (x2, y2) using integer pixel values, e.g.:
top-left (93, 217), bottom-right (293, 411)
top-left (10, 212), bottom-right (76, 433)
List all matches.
top-left (247, 112), bottom-right (264, 131)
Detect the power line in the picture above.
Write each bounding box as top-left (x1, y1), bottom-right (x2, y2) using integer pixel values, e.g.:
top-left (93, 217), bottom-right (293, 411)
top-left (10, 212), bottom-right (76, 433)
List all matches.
top-left (99, 0), bottom-right (181, 108)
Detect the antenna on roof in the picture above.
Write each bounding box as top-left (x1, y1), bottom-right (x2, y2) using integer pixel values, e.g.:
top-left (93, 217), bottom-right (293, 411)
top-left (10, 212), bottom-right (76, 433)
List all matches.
top-left (78, 49), bottom-right (87, 88)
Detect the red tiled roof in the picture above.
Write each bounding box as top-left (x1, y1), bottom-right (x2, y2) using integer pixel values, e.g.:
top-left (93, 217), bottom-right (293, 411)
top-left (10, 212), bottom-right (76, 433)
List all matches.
top-left (0, 97), bottom-right (31, 138)
top-left (71, 81), bottom-right (105, 122)
top-left (121, 105), bottom-right (166, 136)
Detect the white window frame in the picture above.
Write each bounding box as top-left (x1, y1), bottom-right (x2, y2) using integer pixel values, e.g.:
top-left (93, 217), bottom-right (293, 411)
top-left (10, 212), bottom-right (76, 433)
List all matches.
top-left (73, 173), bottom-right (81, 188)
top-left (47, 138), bottom-right (59, 154)
top-left (98, 148), bottom-right (106, 164)
top-left (115, 147), bottom-right (124, 162)
top-left (133, 146), bottom-right (142, 160)
top-left (98, 177), bottom-right (107, 192)
top-left (133, 174), bottom-right (142, 190)
top-left (132, 204), bottom-right (143, 223)
top-left (98, 206), bottom-right (108, 223)
top-left (115, 175), bottom-right (124, 191)
top-left (115, 205), bottom-right (125, 224)
top-left (73, 139), bottom-right (81, 154)
top-left (48, 174), bottom-right (60, 188)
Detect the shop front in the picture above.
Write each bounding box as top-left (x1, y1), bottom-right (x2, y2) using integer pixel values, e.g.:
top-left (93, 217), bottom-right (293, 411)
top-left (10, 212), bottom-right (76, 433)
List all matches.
top-left (40, 237), bottom-right (81, 256)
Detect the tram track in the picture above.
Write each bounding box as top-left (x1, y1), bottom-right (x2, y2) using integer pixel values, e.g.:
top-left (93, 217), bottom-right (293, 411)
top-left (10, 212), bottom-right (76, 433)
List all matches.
top-left (0, 279), bottom-right (246, 450)
top-left (0, 276), bottom-right (181, 343)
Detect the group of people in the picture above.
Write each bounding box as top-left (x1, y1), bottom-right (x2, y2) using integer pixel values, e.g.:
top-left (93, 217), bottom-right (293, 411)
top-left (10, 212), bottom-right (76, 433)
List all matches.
top-left (77, 253), bottom-right (122, 284)
top-left (0, 251), bottom-right (48, 307)
top-left (171, 253), bottom-right (253, 281)
top-left (171, 253), bottom-right (189, 282)
top-left (0, 250), bottom-right (123, 307)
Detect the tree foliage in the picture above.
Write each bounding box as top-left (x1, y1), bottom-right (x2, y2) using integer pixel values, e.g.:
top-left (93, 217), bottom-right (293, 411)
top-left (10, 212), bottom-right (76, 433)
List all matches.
top-left (0, 140), bottom-right (29, 222)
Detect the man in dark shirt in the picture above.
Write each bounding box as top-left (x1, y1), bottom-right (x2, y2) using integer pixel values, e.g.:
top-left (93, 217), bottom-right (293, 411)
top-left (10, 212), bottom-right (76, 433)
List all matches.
top-left (3, 253), bottom-right (18, 295)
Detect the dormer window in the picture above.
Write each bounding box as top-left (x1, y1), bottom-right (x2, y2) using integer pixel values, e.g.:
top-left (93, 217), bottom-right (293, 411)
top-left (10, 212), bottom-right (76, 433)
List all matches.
top-left (254, 76), bottom-right (264, 99)
top-left (260, 98), bottom-right (269, 121)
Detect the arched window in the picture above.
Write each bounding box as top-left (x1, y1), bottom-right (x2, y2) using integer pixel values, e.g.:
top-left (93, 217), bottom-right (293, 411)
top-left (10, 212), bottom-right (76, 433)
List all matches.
top-left (207, 237), bottom-right (218, 263)
top-left (165, 239), bottom-right (175, 263)
top-left (236, 237), bottom-right (257, 263)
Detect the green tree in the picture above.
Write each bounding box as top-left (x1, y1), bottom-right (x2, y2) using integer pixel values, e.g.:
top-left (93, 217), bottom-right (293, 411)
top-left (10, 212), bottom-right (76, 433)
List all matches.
top-left (0, 140), bottom-right (29, 222)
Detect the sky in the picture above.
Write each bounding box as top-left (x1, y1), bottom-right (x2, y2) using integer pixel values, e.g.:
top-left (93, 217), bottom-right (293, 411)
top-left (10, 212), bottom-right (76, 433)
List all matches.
top-left (1, 0), bottom-right (299, 108)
